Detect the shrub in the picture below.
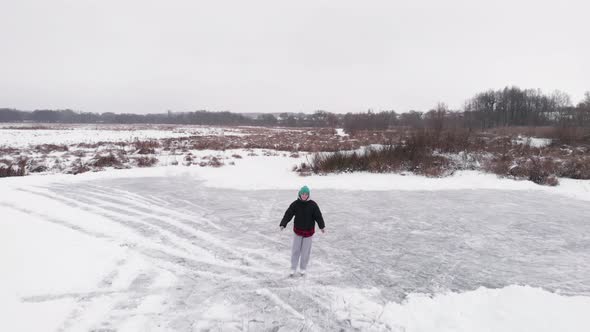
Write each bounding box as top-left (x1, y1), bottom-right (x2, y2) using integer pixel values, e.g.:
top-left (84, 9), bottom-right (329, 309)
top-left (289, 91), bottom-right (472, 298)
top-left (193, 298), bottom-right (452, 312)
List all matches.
top-left (486, 155), bottom-right (561, 186)
top-left (545, 175), bottom-right (559, 186)
top-left (134, 140), bottom-right (159, 154)
top-left (135, 156), bottom-right (158, 167)
top-left (196, 156), bottom-right (224, 167)
top-left (559, 156), bottom-right (590, 179)
top-left (67, 158), bottom-right (91, 175)
top-left (305, 143), bottom-right (453, 177)
top-left (91, 153), bottom-right (123, 168)
top-left (0, 158), bottom-right (27, 177)
top-left (525, 157), bottom-right (558, 185)
top-left (208, 157), bottom-right (224, 167)
top-left (29, 165), bottom-right (49, 173)
top-left (294, 162), bottom-right (312, 176)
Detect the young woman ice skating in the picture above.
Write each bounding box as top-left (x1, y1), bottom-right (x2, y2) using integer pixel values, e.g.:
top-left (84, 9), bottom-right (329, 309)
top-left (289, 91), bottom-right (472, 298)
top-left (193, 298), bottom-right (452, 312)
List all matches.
top-left (280, 185), bottom-right (325, 277)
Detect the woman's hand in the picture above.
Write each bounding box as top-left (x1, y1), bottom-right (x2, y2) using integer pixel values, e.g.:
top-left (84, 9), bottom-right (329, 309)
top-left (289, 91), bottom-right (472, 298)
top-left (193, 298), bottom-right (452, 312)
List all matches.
top-left (280, 226), bottom-right (285, 231)
top-left (320, 228), bottom-right (325, 234)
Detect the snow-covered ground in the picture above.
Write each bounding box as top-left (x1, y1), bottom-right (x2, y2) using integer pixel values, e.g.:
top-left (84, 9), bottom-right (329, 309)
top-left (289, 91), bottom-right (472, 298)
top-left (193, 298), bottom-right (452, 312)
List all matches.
top-left (514, 135), bottom-right (553, 148)
top-left (2, 153), bottom-right (590, 331)
top-left (335, 128), bottom-right (349, 137)
top-left (0, 125), bottom-right (247, 148)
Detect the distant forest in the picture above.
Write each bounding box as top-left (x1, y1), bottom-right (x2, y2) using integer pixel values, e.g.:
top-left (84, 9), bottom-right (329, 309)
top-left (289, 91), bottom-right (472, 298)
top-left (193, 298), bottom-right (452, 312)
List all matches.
top-left (2, 87), bottom-right (589, 132)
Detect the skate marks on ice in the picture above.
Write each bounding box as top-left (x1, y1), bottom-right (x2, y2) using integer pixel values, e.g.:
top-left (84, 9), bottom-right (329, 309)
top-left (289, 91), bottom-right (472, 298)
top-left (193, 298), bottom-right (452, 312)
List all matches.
top-left (7, 175), bottom-right (590, 330)
top-left (7, 178), bottom-right (347, 331)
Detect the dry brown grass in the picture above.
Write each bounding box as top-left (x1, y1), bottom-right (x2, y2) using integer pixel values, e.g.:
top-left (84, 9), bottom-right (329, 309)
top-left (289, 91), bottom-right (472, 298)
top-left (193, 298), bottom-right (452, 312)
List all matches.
top-left (483, 144), bottom-right (590, 184)
top-left (301, 145), bottom-right (453, 178)
top-left (299, 129), bottom-right (464, 177)
top-left (302, 127), bottom-right (590, 184)
top-left (3, 125), bottom-right (588, 184)
top-left (487, 126), bottom-right (554, 138)
top-left (158, 128), bottom-right (385, 153)
top-left (0, 147), bottom-right (20, 155)
top-left (2, 125), bottom-right (54, 130)
top-left (34, 144), bottom-right (69, 153)
top-left (90, 151), bottom-right (128, 168)
top-left (486, 126), bottom-right (590, 146)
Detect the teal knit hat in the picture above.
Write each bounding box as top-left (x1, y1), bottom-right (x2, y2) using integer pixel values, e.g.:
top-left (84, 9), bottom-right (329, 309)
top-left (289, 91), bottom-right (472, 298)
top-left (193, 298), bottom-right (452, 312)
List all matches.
top-left (298, 185), bottom-right (310, 198)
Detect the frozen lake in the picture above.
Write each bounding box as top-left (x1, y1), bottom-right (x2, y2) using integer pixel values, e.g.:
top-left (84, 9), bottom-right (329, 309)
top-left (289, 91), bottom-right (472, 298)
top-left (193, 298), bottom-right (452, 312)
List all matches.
top-left (3, 173), bottom-right (590, 331)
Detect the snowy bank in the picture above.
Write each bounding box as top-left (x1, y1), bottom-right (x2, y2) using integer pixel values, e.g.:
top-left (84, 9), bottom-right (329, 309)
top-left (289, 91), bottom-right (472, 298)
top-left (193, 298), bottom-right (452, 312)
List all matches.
top-left (332, 285), bottom-right (590, 331)
top-left (2, 149), bottom-right (589, 202)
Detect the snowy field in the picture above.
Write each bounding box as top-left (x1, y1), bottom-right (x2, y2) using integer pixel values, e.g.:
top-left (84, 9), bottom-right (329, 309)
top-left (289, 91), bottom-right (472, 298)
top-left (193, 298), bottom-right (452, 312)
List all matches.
top-left (2, 154), bottom-right (590, 331)
top-left (0, 124), bottom-right (247, 148)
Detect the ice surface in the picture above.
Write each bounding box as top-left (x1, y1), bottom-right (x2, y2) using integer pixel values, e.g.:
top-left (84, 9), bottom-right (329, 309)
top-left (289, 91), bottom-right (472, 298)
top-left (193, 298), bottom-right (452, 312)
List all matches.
top-left (3, 172), bottom-right (590, 331)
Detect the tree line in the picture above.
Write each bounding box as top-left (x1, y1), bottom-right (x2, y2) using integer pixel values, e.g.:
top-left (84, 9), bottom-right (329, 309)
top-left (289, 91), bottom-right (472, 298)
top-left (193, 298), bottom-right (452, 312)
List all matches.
top-left (1, 87), bottom-right (589, 131)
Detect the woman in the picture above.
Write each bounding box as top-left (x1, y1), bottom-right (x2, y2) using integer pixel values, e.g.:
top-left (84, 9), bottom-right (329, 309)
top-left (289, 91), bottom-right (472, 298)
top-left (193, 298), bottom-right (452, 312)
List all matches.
top-left (280, 185), bottom-right (325, 276)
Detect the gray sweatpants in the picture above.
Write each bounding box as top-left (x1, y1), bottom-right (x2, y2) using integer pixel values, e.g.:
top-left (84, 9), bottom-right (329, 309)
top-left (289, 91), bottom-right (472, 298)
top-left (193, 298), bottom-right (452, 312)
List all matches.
top-left (291, 234), bottom-right (313, 271)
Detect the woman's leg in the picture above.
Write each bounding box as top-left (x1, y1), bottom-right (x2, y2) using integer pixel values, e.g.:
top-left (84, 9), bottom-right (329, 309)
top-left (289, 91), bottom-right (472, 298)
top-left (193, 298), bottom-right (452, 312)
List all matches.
top-left (291, 234), bottom-right (303, 270)
top-left (299, 236), bottom-right (313, 271)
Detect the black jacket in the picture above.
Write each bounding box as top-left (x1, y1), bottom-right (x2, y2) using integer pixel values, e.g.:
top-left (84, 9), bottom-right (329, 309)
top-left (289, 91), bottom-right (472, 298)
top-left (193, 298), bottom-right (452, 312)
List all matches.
top-left (280, 199), bottom-right (325, 231)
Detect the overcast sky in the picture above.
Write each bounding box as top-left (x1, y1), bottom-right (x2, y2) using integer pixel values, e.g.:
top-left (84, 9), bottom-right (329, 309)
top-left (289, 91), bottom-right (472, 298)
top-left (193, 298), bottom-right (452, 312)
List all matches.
top-left (1, 0), bottom-right (588, 114)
